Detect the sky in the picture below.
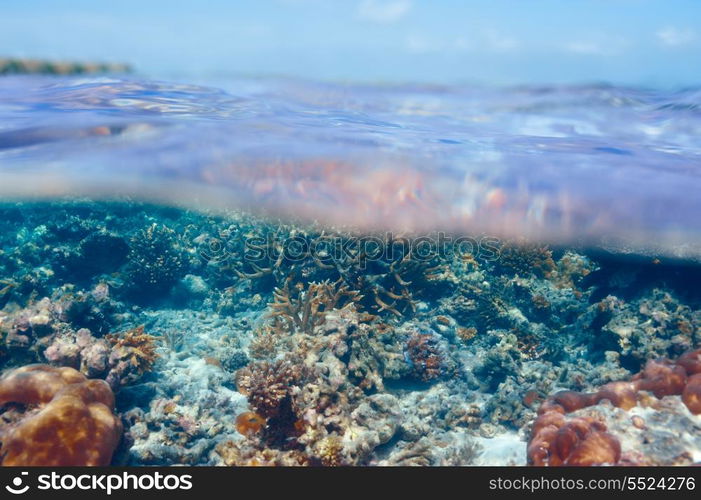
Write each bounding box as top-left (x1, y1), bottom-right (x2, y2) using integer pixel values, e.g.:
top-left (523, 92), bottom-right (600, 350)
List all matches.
top-left (1, 0), bottom-right (699, 86)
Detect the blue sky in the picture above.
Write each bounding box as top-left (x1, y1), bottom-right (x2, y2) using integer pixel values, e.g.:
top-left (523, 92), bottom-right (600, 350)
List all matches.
top-left (1, 0), bottom-right (699, 86)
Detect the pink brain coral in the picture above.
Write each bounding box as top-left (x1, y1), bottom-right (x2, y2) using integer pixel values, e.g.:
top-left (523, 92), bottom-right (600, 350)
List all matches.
top-left (529, 348), bottom-right (701, 466)
top-left (0, 364), bottom-right (122, 466)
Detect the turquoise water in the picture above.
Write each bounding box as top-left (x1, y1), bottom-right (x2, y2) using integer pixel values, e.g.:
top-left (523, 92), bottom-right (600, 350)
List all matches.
top-left (0, 76), bottom-right (700, 466)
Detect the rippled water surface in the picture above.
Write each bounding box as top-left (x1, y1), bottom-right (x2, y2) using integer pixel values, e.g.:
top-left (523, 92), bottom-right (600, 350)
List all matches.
top-left (1, 76), bottom-right (700, 256)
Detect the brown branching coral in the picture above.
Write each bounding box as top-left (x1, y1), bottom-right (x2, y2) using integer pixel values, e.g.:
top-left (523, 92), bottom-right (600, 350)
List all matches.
top-left (104, 325), bottom-right (159, 387)
top-left (235, 262), bottom-right (274, 281)
top-left (235, 358), bottom-right (304, 419)
top-left (314, 435), bottom-right (344, 466)
top-left (362, 248), bottom-right (446, 318)
top-left (107, 325), bottom-right (158, 373)
top-left (248, 325), bottom-right (279, 359)
top-left (0, 279), bottom-right (16, 298)
top-left (203, 220), bottom-right (454, 321)
top-left (221, 316), bottom-right (406, 467)
top-left (0, 364), bottom-right (122, 466)
top-left (269, 278), bottom-right (361, 334)
top-left (497, 242), bottom-right (556, 278)
top-left (372, 285), bottom-right (419, 317)
top-left (388, 249), bottom-right (449, 287)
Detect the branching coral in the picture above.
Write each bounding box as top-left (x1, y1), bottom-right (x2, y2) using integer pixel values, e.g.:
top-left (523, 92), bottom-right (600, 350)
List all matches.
top-left (159, 329), bottom-right (185, 353)
top-left (222, 318), bottom-right (406, 466)
top-left (372, 284), bottom-right (419, 318)
top-left (107, 325), bottom-right (158, 370)
top-left (269, 278), bottom-right (361, 334)
top-left (0, 364), bottom-right (122, 465)
top-left (235, 358), bottom-right (304, 419)
top-left (497, 242), bottom-right (556, 278)
top-left (247, 325), bottom-right (279, 360)
top-left (125, 223), bottom-right (186, 296)
top-left (105, 325), bottom-right (159, 386)
top-left (200, 220), bottom-right (455, 320)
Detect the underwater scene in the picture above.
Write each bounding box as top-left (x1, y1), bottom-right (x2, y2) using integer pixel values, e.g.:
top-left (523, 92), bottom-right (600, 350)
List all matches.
top-left (0, 75), bottom-right (700, 468)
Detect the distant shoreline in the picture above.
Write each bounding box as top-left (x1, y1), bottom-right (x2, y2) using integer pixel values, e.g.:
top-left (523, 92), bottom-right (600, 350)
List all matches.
top-left (0, 57), bottom-right (131, 75)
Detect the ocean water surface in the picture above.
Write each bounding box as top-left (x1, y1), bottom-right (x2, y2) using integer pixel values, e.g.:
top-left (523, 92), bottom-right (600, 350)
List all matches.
top-left (0, 76), bottom-right (699, 466)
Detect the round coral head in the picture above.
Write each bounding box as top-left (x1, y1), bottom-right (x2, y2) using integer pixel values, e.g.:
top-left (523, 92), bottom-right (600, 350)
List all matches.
top-left (235, 411), bottom-right (266, 436)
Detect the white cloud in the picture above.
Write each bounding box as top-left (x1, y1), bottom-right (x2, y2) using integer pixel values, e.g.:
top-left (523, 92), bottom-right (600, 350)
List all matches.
top-left (482, 29), bottom-right (518, 52)
top-left (357, 0), bottom-right (411, 24)
top-left (404, 30), bottom-right (519, 55)
top-left (453, 36), bottom-right (474, 52)
top-left (656, 26), bottom-right (696, 47)
top-left (564, 34), bottom-right (629, 56)
top-left (565, 41), bottom-right (608, 55)
top-left (405, 35), bottom-right (434, 54)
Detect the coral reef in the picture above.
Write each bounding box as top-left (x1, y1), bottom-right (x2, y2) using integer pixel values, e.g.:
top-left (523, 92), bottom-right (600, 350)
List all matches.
top-left (528, 349), bottom-right (701, 466)
top-left (1, 200), bottom-right (700, 467)
top-left (125, 223), bottom-right (187, 297)
top-left (269, 278), bottom-right (361, 334)
top-left (528, 413), bottom-right (621, 466)
top-left (496, 242), bottom-right (556, 279)
top-left (218, 318), bottom-right (402, 465)
top-left (0, 364), bottom-right (122, 465)
top-left (235, 358), bottom-right (304, 420)
top-left (235, 412), bottom-right (266, 436)
top-left (42, 325), bottom-right (158, 388)
top-left (105, 326), bottom-right (159, 387)
top-left (585, 289), bottom-right (700, 367)
top-left (405, 330), bottom-right (453, 382)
